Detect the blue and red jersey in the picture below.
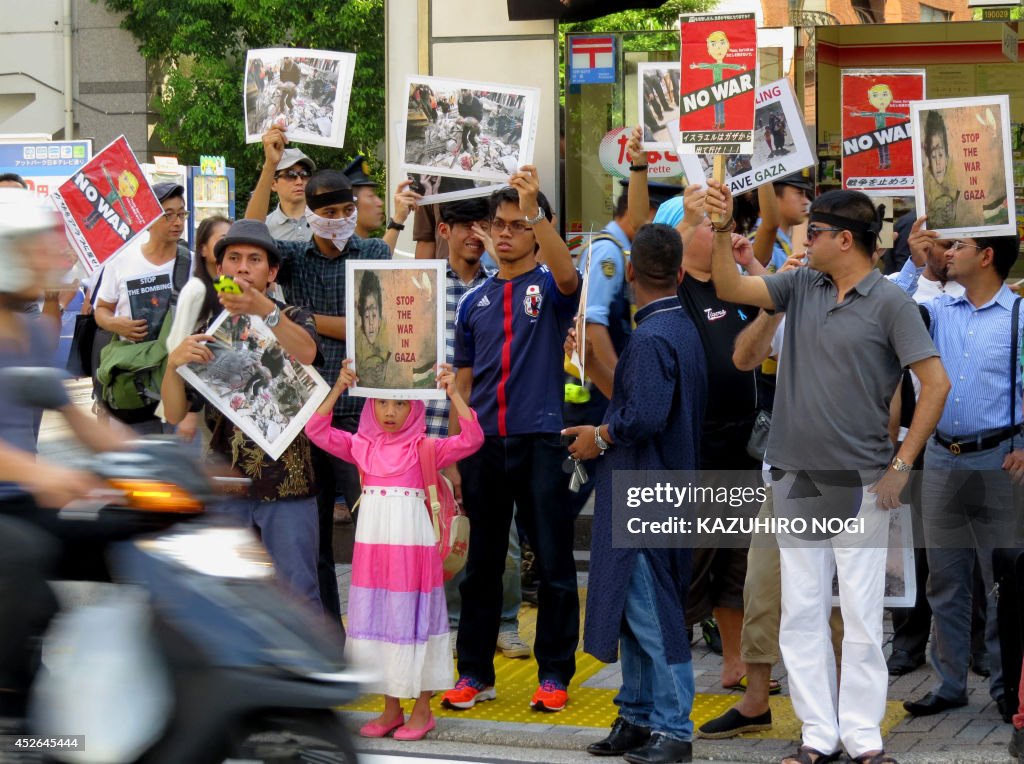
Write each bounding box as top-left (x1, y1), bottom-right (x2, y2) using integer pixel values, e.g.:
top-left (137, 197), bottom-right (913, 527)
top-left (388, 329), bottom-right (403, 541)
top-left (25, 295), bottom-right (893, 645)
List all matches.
top-left (454, 265), bottom-right (580, 436)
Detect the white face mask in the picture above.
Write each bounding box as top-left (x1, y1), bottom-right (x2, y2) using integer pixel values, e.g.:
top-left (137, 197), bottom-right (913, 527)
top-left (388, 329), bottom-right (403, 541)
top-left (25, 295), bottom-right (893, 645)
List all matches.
top-left (305, 208), bottom-right (357, 248)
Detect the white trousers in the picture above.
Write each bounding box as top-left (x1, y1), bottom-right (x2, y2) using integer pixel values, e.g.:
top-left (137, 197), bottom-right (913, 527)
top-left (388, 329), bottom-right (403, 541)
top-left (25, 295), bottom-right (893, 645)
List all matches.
top-left (776, 479), bottom-right (890, 758)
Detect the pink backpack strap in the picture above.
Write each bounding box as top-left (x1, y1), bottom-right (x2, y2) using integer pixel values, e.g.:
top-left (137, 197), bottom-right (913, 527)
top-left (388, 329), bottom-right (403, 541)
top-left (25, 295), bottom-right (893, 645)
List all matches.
top-left (417, 438), bottom-right (442, 543)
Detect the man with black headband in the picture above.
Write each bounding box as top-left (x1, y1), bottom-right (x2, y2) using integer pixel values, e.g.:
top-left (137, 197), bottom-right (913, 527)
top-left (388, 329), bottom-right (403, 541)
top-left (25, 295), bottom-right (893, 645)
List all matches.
top-left (245, 129), bottom-right (391, 635)
top-left (704, 181), bottom-right (949, 764)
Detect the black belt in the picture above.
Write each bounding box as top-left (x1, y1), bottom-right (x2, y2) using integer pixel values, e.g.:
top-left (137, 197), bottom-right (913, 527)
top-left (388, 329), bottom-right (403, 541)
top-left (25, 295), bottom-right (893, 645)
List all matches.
top-left (933, 425), bottom-right (1023, 455)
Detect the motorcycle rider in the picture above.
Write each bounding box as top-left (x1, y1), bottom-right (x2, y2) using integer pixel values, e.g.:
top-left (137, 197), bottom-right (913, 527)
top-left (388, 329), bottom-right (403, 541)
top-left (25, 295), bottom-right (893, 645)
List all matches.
top-left (0, 188), bottom-right (129, 720)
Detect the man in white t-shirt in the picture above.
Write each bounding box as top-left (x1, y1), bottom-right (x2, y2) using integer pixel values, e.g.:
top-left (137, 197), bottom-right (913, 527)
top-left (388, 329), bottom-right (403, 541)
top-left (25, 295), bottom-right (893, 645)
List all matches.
top-left (93, 182), bottom-right (193, 432)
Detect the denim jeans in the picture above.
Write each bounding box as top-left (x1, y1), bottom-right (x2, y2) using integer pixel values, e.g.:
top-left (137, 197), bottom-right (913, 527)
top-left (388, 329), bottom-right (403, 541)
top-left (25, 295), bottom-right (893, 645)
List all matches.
top-left (446, 508), bottom-right (521, 632)
top-left (217, 495), bottom-right (321, 614)
top-left (616, 552), bottom-right (694, 741)
top-left (922, 435), bottom-right (1018, 702)
top-left (458, 434), bottom-right (579, 686)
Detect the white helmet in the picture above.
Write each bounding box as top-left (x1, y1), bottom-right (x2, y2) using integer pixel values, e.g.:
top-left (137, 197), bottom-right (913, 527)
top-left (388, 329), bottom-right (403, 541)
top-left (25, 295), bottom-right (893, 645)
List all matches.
top-left (0, 187), bottom-right (63, 294)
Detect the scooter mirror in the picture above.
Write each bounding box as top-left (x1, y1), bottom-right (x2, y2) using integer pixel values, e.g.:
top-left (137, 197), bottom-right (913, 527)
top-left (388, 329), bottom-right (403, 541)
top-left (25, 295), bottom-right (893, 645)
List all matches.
top-left (0, 366), bottom-right (72, 410)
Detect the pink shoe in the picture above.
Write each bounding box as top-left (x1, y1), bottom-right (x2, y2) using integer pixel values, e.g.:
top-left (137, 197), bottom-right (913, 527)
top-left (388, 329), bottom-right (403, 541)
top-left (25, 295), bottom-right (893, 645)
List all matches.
top-left (393, 715), bottom-right (436, 741)
top-left (359, 715), bottom-right (405, 738)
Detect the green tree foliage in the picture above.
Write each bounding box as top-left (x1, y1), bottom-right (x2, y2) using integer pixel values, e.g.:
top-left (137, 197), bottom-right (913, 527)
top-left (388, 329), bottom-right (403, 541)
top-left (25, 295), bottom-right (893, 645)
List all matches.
top-left (99, 0), bottom-right (385, 200)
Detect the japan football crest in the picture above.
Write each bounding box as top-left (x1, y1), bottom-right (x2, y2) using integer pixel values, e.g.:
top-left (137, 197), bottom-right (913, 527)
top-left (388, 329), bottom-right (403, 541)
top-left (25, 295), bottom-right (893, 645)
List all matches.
top-left (523, 284), bottom-right (542, 318)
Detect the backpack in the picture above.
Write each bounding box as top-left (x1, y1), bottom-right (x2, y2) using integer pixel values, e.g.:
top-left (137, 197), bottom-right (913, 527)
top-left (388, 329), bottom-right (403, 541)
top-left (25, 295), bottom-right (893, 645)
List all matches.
top-left (417, 437), bottom-right (469, 581)
top-left (96, 246), bottom-right (191, 414)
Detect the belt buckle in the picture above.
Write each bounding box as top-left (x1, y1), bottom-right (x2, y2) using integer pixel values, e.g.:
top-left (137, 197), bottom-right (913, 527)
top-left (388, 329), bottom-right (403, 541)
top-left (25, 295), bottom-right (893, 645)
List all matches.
top-left (949, 442), bottom-right (961, 456)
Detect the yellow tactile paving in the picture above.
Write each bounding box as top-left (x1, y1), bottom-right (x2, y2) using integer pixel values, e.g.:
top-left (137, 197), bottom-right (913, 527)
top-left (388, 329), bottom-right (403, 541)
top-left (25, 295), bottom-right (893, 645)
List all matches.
top-left (342, 589), bottom-right (907, 737)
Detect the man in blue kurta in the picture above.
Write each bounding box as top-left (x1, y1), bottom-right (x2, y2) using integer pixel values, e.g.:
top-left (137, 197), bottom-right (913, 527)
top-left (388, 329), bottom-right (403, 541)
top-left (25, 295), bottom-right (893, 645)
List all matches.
top-left (565, 223), bottom-right (707, 764)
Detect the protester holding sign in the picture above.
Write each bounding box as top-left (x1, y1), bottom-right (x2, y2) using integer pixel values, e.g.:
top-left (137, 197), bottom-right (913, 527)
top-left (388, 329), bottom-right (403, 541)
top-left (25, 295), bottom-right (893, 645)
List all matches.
top-left (305, 362), bottom-right (483, 741)
top-left (162, 219), bottom-right (323, 614)
top-left (93, 182), bottom-right (193, 434)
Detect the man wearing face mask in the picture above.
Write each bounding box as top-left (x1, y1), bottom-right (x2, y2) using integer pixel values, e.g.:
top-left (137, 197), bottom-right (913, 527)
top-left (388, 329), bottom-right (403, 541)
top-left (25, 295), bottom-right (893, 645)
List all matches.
top-left (245, 128), bottom-right (391, 636)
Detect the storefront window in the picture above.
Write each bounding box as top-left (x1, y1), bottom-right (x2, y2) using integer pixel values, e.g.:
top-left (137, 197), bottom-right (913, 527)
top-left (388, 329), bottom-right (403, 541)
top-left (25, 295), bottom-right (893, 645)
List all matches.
top-left (563, 30), bottom-right (791, 253)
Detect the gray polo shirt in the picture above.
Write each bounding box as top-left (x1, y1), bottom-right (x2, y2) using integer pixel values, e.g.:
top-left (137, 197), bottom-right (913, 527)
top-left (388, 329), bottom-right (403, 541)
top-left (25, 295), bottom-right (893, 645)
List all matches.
top-left (764, 267), bottom-right (938, 472)
top-left (266, 205), bottom-right (312, 242)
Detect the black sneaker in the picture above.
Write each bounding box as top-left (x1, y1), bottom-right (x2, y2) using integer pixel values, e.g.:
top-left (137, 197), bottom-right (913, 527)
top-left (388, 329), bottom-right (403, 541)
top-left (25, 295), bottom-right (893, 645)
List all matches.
top-left (701, 618), bottom-right (722, 655)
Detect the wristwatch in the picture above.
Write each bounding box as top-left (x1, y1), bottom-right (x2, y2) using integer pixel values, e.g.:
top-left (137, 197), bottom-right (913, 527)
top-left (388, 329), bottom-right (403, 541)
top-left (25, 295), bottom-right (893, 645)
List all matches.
top-left (264, 304), bottom-right (281, 329)
top-left (594, 425), bottom-right (611, 452)
top-left (386, 218), bottom-right (406, 231)
top-left (524, 209), bottom-right (546, 226)
top-left (891, 456), bottom-right (912, 473)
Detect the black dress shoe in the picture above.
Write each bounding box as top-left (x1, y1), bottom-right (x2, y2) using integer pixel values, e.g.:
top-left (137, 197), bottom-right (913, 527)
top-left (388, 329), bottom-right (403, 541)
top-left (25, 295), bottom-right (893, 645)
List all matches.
top-left (622, 732), bottom-right (692, 764)
top-left (998, 695), bottom-right (1015, 723)
top-left (586, 717), bottom-right (651, 756)
top-left (697, 707), bottom-right (772, 739)
top-left (971, 651), bottom-right (991, 678)
top-left (886, 649), bottom-right (925, 676)
top-left (903, 692), bottom-right (968, 716)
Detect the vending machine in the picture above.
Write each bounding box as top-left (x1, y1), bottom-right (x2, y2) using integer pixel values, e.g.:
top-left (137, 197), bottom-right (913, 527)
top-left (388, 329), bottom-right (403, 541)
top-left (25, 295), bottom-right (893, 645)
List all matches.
top-left (189, 156), bottom-right (235, 247)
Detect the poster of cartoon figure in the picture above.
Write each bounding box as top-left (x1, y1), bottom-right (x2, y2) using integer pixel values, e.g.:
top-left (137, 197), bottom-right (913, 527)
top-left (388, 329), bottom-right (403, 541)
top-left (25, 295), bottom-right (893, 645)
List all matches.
top-left (911, 95), bottom-right (1016, 238)
top-left (678, 13), bottom-right (757, 154)
top-left (346, 260), bottom-right (445, 400)
top-left (841, 69), bottom-right (924, 195)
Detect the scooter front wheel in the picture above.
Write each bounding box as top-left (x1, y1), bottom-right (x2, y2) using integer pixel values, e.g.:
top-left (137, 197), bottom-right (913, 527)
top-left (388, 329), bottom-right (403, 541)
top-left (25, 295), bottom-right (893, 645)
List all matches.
top-left (226, 710), bottom-right (358, 763)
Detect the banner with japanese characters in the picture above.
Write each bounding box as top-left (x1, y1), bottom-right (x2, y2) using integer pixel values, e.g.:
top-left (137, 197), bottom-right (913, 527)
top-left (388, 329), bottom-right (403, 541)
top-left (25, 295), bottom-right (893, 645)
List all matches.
top-left (50, 136), bottom-right (163, 275)
top-left (841, 69), bottom-right (924, 195)
top-left (910, 95), bottom-right (1016, 238)
top-left (678, 13), bottom-right (757, 155)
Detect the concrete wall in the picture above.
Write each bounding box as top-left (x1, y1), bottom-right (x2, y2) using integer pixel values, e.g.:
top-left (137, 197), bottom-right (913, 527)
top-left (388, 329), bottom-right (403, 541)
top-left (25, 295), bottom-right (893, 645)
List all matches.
top-left (0, 1), bottom-right (149, 155)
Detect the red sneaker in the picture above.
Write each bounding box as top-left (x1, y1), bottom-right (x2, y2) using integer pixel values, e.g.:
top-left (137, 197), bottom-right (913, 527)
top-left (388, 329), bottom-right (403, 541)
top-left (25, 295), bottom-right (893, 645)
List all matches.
top-left (530, 679), bottom-right (568, 712)
top-left (441, 676), bottom-right (497, 710)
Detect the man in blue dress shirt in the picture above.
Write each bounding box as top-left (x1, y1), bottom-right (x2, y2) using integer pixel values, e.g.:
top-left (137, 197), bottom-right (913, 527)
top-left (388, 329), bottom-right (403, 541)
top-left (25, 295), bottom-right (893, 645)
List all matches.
top-left (894, 219), bottom-right (1024, 720)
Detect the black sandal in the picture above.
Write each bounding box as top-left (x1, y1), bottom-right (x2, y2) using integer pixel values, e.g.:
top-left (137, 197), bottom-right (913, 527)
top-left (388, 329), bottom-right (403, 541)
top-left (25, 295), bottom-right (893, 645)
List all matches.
top-left (852, 753), bottom-right (898, 764)
top-left (781, 747), bottom-right (843, 764)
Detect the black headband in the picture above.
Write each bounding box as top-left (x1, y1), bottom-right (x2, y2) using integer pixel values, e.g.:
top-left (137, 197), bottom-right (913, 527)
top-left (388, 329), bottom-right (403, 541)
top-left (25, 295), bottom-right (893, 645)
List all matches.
top-left (810, 208), bottom-right (883, 238)
top-left (306, 187), bottom-right (353, 209)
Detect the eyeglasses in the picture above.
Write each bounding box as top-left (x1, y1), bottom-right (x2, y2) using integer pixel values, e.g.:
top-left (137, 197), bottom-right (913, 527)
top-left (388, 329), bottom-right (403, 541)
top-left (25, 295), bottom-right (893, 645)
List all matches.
top-left (275, 170), bottom-right (311, 182)
top-left (948, 240), bottom-right (982, 252)
top-left (490, 219), bottom-right (532, 235)
top-left (806, 224), bottom-right (843, 241)
top-left (161, 210), bottom-right (190, 221)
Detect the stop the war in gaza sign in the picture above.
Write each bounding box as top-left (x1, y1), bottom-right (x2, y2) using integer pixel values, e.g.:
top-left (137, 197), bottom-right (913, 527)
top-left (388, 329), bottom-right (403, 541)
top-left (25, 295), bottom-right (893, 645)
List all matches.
top-left (841, 69), bottom-right (924, 195)
top-left (345, 259), bottom-right (445, 401)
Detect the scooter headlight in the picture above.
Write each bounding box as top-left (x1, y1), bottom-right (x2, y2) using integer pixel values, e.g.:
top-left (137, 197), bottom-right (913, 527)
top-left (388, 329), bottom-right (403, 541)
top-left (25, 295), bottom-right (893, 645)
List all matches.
top-left (136, 527), bottom-right (274, 579)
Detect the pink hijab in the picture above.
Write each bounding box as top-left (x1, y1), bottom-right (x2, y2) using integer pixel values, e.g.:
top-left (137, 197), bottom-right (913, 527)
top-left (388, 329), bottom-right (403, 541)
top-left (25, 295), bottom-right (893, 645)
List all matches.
top-left (348, 399), bottom-right (427, 477)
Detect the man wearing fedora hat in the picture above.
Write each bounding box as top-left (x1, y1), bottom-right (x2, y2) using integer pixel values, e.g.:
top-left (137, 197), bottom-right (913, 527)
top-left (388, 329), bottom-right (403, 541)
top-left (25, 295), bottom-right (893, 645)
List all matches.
top-left (162, 218), bottom-right (323, 614)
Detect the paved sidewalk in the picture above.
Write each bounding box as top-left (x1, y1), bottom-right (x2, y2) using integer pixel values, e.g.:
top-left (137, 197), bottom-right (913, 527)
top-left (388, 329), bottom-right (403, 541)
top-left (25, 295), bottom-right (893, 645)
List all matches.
top-left (37, 381), bottom-right (1019, 763)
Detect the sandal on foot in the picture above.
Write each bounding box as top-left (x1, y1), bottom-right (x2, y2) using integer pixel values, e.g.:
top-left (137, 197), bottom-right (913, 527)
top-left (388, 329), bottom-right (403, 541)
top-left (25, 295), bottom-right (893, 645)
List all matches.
top-left (781, 746), bottom-right (842, 764)
top-left (725, 675), bottom-right (782, 695)
top-left (852, 752), bottom-right (898, 764)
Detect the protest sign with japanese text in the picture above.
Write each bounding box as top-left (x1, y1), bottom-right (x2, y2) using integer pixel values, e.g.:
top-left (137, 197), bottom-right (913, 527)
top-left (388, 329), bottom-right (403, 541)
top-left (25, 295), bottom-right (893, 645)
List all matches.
top-left (911, 95), bottom-right (1016, 238)
top-left (346, 260), bottom-right (445, 401)
top-left (678, 13), bottom-right (757, 155)
top-left (50, 136), bottom-right (162, 275)
top-left (689, 79), bottom-right (813, 195)
top-left (841, 69), bottom-right (924, 195)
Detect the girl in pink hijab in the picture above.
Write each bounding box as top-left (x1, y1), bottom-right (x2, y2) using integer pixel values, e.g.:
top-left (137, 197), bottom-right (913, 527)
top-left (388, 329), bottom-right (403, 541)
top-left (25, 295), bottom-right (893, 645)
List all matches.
top-left (305, 361), bottom-right (483, 741)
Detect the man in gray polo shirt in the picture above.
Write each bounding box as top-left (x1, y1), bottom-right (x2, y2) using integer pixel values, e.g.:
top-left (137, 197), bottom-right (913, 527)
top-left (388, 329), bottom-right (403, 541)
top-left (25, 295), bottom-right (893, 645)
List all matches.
top-left (704, 183), bottom-right (949, 764)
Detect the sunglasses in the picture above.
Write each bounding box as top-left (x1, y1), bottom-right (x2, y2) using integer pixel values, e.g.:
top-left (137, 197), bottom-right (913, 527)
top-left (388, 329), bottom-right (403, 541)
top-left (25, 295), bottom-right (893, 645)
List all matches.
top-left (806, 224), bottom-right (843, 241)
top-left (275, 170), bottom-right (311, 181)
